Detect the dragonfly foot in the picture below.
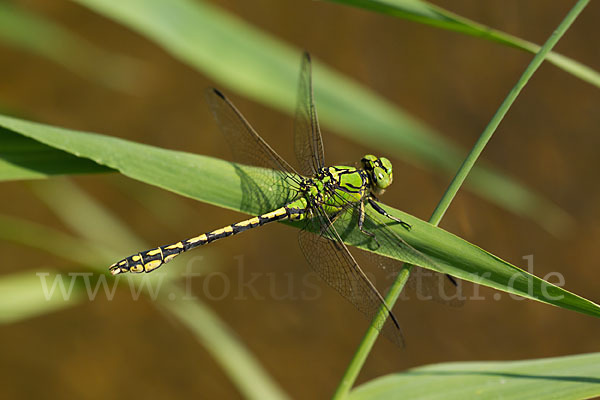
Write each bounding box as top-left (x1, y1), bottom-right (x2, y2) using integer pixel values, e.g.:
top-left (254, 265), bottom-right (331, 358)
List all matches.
top-left (400, 221), bottom-right (412, 231)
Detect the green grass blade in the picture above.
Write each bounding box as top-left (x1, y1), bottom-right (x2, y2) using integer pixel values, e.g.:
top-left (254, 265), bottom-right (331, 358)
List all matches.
top-left (427, 1), bottom-right (590, 227)
top-left (325, 0), bottom-right (600, 88)
top-left (29, 179), bottom-right (146, 253)
top-left (0, 2), bottom-right (145, 93)
top-left (0, 208), bottom-right (290, 400)
top-left (0, 114), bottom-right (597, 319)
top-left (334, 2), bottom-right (591, 396)
top-left (0, 213), bottom-right (110, 268)
top-left (0, 127), bottom-right (112, 180)
top-left (158, 286), bottom-right (290, 400)
top-left (349, 353), bottom-right (600, 400)
top-left (0, 115), bottom-right (253, 211)
top-left (69, 0), bottom-right (571, 234)
top-left (0, 269), bottom-right (86, 323)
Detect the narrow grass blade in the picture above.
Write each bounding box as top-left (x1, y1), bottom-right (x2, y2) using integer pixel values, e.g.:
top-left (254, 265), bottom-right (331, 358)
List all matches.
top-left (157, 286), bottom-right (290, 400)
top-left (334, 2), bottom-right (591, 397)
top-left (350, 353), bottom-right (600, 400)
top-left (325, 0), bottom-right (600, 88)
top-left (29, 179), bottom-right (146, 253)
top-left (0, 211), bottom-right (290, 400)
top-left (0, 269), bottom-right (86, 323)
top-left (69, 0), bottom-right (572, 234)
top-left (0, 213), bottom-right (109, 268)
top-left (0, 2), bottom-right (146, 93)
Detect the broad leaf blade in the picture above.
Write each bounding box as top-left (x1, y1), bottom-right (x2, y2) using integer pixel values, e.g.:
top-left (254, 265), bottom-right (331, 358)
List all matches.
top-left (1, 114), bottom-right (597, 318)
top-left (350, 353), bottom-right (600, 400)
top-left (70, 0), bottom-right (572, 234)
top-left (0, 127), bottom-right (112, 180)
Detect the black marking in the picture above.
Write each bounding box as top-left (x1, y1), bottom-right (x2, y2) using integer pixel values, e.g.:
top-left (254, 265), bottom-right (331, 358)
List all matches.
top-left (368, 198), bottom-right (411, 231)
top-left (232, 223), bottom-right (253, 234)
top-left (142, 250), bottom-right (163, 263)
top-left (205, 232), bottom-right (218, 243)
top-left (213, 230), bottom-right (231, 240)
top-left (447, 274), bottom-right (459, 286)
top-left (344, 181), bottom-right (363, 190)
top-left (160, 243), bottom-right (186, 258)
top-left (335, 185), bottom-right (360, 195)
top-left (212, 88), bottom-right (226, 100)
top-left (286, 206), bottom-right (306, 220)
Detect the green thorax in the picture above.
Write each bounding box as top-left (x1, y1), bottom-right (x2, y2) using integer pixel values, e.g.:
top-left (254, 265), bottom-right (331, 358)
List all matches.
top-left (286, 154), bottom-right (395, 219)
top-left (293, 165), bottom-right (370, 216)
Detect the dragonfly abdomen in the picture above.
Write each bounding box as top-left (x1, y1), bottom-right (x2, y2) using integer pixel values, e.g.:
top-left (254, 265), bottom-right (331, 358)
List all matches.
top-left (109, 202), bottom-right (306, 275)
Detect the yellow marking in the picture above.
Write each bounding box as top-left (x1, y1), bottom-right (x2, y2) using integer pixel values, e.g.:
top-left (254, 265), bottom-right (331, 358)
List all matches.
top-left (130, 264), bottom-right (144, 273)
top-left (289, 211), bottom-right (303, 221)
top-left (132, 255), bottom-right (141, 262)
top-left (144, 260), bottom-right (163, 272)
top-left (164, 254), bottom-right (177, 263)
top-left (165, 242), bottom-right (184, 250)
top-left (119, 260), bottom-right (127, 266)
top-left (235, 217), bottom-right (261, 227)
top-left (262, 208), bottom-right (286, 220)
top-left (146, 248), bottom-right (162, 256)
top-left (211, 225), bottom-right (233, 235)
top-left (187, 234), bottom-right (207, 244)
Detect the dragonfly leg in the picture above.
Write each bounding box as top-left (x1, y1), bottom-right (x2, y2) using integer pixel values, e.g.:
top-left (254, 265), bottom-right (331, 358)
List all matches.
top-left (368, 198), bottom-right (411, 231)
top-left (359, 200), bottom-right (381, 248)
top-left (367, 198), bottom-right (458, 286)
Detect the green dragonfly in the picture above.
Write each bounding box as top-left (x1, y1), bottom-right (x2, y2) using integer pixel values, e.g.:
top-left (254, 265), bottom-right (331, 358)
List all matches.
top-left (110, 53), bottom-right (456, 345)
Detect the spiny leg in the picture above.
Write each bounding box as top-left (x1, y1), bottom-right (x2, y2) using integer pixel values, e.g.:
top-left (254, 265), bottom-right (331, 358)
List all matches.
top-left (358, 200), bottom-right (380, 248)
top-left (367, 198), bottom-right (458, 287)
top-left (368, 197), bottom-right (411, 231)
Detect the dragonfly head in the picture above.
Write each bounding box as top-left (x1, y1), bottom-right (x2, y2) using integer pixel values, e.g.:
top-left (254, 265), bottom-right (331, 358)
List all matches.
top-left (361, 154), bottom-right (393, 194)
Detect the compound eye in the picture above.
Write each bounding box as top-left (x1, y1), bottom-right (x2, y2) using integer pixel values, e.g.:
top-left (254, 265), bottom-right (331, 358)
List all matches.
top-left (380, 157), bottom-right (393, 174)
top-left (373, 167), bottom-right (391, 189)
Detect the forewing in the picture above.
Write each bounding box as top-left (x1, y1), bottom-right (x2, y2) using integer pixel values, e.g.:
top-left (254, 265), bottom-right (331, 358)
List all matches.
top-left (294, 52), bottom-right (325, 176)
top-left (206, 88), bottom-right (300, 212)
top-left (206, 88), bottom-right (297, 174)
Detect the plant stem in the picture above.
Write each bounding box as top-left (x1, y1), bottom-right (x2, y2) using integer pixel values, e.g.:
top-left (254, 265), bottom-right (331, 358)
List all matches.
top-left (332, 0), bottom-right (590, 397)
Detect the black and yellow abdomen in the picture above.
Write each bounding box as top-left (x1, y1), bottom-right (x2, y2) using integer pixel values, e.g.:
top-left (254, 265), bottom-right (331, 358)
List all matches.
top-left (109, 199), bottom-right (307, 275)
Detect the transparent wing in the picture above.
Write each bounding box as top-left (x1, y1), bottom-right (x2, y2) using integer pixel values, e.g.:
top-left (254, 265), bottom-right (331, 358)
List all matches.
top-left (361, 205), bottom-right (465, 307)
top-left (205, 88), bottom-right (301, 212)
top-left (365, 252), bottom-right (464, 307)
top-left (405, 265), bottom-right (464, 307)
top-left (326, 189), bottom-right (464, 307)
top-left (298, 205), bottom-right (405, 347)
top-left (294, 52), bottom-right (325, 176)
top-left (206, 88), bottom-right (298, 175)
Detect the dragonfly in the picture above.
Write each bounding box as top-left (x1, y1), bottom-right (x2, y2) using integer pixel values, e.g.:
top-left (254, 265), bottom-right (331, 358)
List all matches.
top-left (110, 52), bottom-right (456, 345)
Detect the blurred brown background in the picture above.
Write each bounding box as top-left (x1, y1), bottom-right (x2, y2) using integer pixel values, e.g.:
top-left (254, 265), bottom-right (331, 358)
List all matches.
top-left (1, 0), bottom-right (599, 398)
